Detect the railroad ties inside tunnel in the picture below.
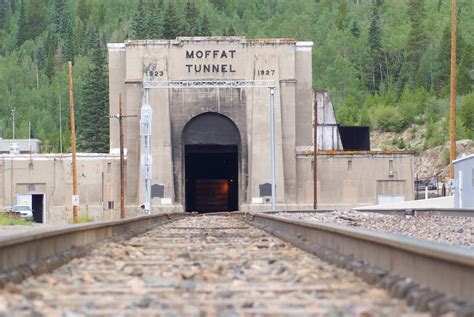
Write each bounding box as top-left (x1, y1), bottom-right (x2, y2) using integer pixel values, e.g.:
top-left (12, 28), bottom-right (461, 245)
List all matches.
top-left (185, 144), bottom-right (238, 212)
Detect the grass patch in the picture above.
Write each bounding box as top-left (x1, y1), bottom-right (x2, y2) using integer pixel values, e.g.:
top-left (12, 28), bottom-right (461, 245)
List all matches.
top-left (0, 212), bottom-right (32, 226)
top-left (67, 214), bottom-right (96, 224)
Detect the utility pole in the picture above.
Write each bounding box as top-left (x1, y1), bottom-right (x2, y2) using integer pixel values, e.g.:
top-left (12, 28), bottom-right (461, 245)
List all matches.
top-left (449, 0), bottom-right (457, 180)
top-left (109, 94), bottom-right (136, 219)
top-left (313, 91), bottom-right (318, 210)
top-left (68, 61), bottom-right (79, 224)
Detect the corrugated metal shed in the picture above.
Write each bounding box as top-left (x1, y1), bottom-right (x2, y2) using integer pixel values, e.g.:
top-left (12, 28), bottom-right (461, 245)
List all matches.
top-left (453, 154), bottom-right (474, 208)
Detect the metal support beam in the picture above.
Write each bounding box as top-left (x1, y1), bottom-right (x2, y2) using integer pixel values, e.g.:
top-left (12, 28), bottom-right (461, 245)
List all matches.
top-left (143, 79), bottom-right (275, 89)
top-left (140, 89), bottom-right (152, 214)
top-left (142, 79), bottom-right (277, 211)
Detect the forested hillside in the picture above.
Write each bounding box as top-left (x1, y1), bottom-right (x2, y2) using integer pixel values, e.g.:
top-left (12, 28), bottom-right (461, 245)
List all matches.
top-left (0, 0), bottom-right (472, 153)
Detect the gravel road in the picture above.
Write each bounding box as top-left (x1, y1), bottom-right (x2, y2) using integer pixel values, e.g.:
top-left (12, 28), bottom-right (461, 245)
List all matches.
top-left (0, 215), bottom-right (426, 316)
top-left (277, 211), bottom-right (473, 248)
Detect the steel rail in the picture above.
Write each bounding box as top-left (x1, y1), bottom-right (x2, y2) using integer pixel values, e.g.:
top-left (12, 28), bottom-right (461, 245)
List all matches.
top-left (242, 212), bottom-right (474, 304)
top-left (352, 208), bottom-right (474, 217)
top-left (0, 213), bottom-right (184, 274)
top-left (261, 209), bottom-right (474, 217)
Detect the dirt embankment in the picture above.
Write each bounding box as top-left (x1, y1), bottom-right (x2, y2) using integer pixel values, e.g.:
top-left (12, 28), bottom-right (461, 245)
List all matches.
top-left (414, 140), bottom-right (473, 180)
top-left (370, 130), bottom-right (473, 181)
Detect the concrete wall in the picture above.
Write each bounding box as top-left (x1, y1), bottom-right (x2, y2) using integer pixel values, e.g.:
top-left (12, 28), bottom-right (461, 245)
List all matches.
top-left (108, 37), bottom-right (314, 211)
top-left (296, 153), bottom-right (415, 209)
top-left (0, 154), bottom-right (126, 224)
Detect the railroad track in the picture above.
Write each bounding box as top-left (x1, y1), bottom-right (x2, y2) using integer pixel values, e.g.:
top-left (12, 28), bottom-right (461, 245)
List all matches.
top-left (0, 212), bottom-right (472, 316)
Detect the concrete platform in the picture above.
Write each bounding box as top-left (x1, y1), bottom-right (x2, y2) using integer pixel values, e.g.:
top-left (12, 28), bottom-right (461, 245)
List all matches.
top-left (354, 196), bottom-right (454, 210)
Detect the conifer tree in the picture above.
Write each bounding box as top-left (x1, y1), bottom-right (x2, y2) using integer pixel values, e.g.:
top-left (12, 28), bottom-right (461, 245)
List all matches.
top-left (405, 0), bottom-right (428, 85)
top-left (0, 0), bottom-right (7, 29)
top-left (457, 44), bottom-right (473, 94)
top-left (197, 13), bottom-right (210, 36)
top-left (335, 0), bottom-right (348, 31)
top-left (83, 23), bottom-right (98, 54)
top-left (52, 0), bottom-right (66, 34)
top-left (367, 0), bottom-right (383, 92)
top-left (163, 1), bottom-right (181, 39)
top-left (350, 21), bottom-right (360, 38)
top-left (16, 0), bottom-right (27, 46)
top-left (77, 38), bottom-right (109, 153)
top-left (25, 0), bottom-right (48, 40)
top-left (131, 0), bottom-right (146, 39)
top-left (184, 0), bottom-right (198, 36)
top-left (77, 0), bottom-right (89, 22)
top-left (145, 1), bottom-right (163, 39)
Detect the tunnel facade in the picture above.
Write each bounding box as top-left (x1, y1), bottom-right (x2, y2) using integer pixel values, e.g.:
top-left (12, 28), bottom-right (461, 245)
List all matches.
top-left (108, 37), bottom-right (314, 212)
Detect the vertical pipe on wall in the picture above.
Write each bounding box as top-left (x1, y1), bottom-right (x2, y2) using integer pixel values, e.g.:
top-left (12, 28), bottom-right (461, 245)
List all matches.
top-left (270, 87), bottom-right (276, 211)
top-left (313, 91), bottom-right (318, 210)
top-left (119, 94), bottom-right (125, 219)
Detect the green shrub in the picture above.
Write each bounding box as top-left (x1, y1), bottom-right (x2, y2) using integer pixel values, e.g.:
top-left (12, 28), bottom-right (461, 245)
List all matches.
top-left (372, 105), bottom-right (408, 132)
top-left (0, 213), bottom-right (32, 225)
top-left (68, 214), bottom-right (96, 224)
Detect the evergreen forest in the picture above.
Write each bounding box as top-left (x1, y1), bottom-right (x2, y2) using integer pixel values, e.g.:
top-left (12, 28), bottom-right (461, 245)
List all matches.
top-left (0, 0), bottom-right (473, 153)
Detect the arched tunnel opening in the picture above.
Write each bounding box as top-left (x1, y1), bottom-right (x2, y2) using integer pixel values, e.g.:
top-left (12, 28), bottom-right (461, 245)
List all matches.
top-left (182, 112), bottom-right (241, 213)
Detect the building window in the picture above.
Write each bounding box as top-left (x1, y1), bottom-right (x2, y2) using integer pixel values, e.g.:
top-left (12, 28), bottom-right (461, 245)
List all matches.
top-left (348, 160), bottom-right (352, 172)
top-left (108, 201), bottom-right (114, 210)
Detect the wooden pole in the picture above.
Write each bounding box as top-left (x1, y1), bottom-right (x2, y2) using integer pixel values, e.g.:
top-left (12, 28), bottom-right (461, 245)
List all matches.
top-left (68, 61), bottom-right (78, 224)
top-left (313, 91), bottom-right (318, 210)
top-left (119, 94), bottom-right (125, 219)
top-left (449, 0), bottom-right (457, 179)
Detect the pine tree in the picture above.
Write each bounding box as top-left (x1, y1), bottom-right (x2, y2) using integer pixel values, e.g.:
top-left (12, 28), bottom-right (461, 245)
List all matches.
top-left (25, 0), bottom-right (48, 40)
top-left (350, 21), bottom-right (360, 38)
top-left (52, 0), bottom-right (66, 34)
top-left (77, 38), bottom-right (109, 153)
top-left (0, 0), bottom-right (7, 29)
top-left (433, 25), bottom-right (453, 93)
top-left (77, 0), bottom-right (89, 22)
top-left (130, 0), bottom-right (146, 39)
top-left (197, 13), bottom-right (210, 36)
top-left (16, 0), bottom-right (27, 46)
top-left (82, 23), bottom-right (98, 54)
top-left (183, 0), bottom-right (198, 36)
top-left (163, 1), bottom-right (181, 39)
top-left (145, 1), bottom-right (163, 39)
top-left (457, 44), bottom-right (473, 94)
top-left (335, 0), bottom-right (348, 31)
top-left (405, 0), bottom-right (428, 85)
top-left (367, 0), bottom-right (383, 92)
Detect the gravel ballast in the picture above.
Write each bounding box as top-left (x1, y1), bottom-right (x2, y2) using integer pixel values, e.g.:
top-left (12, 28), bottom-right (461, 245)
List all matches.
top-left (276, 211), bottom-right (473, 248)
